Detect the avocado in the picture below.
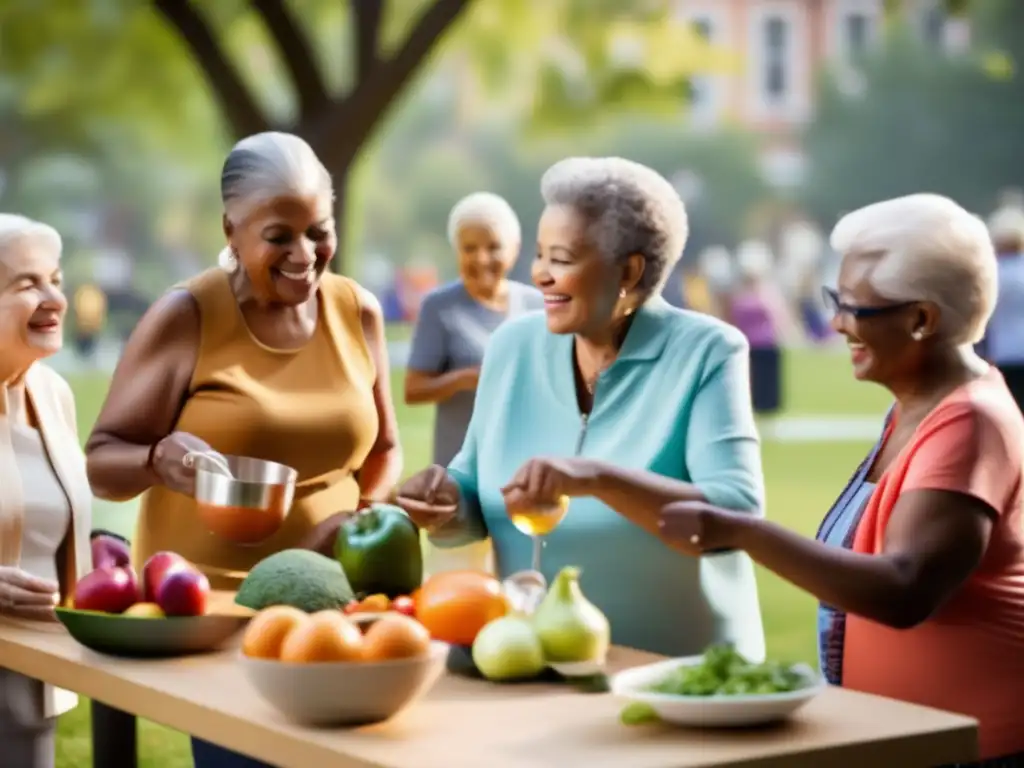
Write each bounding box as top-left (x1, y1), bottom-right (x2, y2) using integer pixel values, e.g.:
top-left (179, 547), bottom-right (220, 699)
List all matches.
top-left (235, 549), bottom-right (355, 612)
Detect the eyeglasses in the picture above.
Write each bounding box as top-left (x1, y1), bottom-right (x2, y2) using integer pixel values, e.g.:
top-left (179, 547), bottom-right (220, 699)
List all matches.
top-left (821, 286), bottom-right (915, 320)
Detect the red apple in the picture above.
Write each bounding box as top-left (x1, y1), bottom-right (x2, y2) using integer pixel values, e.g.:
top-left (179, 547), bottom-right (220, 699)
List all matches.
top-left (157, 569), bottom-right (209, 617)
top-left (74, 566), bottom-right (140, 614)
top-left (142, 552), bottom-right (189, 604)
top-left (91, 535), bottom-right (131, 570)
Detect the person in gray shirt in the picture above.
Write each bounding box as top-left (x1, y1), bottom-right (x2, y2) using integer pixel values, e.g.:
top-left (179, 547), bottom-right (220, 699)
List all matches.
top-left (405, 192), bottom-right (543, 466)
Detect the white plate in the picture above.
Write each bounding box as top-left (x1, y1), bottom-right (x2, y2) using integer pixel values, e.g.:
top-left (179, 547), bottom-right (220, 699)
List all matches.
top-left (610, 655), bottom-right (825, 727)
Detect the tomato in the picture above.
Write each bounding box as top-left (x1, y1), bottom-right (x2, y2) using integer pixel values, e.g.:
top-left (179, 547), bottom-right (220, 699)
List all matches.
top-left (361, 593), bottom-right (390, 613)
top-left (414, 570), bottom-right (509, 647)
top-left (391, 595), bottom-right (416, 617)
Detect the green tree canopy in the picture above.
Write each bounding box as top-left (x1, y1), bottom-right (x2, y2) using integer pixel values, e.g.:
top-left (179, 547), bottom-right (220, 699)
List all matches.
top-left (0, 0), bottom-right (738, 269)
top-left (802, 0), bottom-right (1024, 224)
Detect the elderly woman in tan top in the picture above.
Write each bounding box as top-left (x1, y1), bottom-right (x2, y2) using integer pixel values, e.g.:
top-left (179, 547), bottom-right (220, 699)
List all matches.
top-left (85, 132), bottom-right (402, 768)
top-left (0, 214), bottom-right (93, 768)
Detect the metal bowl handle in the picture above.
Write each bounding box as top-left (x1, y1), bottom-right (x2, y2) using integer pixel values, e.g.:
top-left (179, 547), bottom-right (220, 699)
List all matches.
top-left (183, 450), bottom-right (234, 479)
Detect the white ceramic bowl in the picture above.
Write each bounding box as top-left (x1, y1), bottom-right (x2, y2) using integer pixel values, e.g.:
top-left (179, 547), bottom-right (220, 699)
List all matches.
top-left (239, 641), bottom-right (448, 727)
top-left (611, 655), bottom-right (825, 728)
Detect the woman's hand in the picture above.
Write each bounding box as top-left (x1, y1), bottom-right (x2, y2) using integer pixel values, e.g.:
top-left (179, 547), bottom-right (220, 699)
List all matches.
top-left (500, 457), bottom-right (599, 511)
top-left (395, 466), bottom-right (460, 531)
top-left (0, 567), bottom-right (60, 622)
top-left (150, 431), bottom-right (219, 496)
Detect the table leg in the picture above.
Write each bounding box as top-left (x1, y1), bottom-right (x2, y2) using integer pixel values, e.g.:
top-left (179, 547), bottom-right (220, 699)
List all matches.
top-left (91, 700), bottom-right (137, 768)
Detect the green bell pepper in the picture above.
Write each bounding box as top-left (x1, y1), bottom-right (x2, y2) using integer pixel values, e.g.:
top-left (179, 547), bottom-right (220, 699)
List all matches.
top-left (334, 503), bottom-right (423, 598)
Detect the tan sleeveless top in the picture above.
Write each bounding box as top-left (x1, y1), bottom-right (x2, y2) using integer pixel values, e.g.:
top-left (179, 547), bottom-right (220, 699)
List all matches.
top-left (134, 269), bottom-right (379, 589)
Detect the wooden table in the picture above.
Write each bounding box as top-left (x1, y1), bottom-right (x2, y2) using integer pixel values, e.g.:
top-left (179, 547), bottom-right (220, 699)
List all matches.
top-left (0, 620), bottom-right (978, 768)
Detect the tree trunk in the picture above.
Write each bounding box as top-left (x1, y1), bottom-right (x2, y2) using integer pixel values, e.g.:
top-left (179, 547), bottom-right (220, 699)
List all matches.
top-left (151, 0), bottom-right (473, 277)
top-left (331, 158), bottom-right (353, 276)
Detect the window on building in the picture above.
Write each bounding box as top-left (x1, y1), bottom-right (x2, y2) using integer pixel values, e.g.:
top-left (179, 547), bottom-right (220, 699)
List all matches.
top-left (922, 5), bottom-right (945, 46)
top-left (843, 13), bottom-right (871, 56)
top-left (763, 15), bottom-right (790, 102)
top-left (689, 17), bottom-right (714, 107)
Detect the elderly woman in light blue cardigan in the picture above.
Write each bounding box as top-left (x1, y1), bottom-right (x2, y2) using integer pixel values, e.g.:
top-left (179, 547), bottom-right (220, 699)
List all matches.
top-left (397, 157), bottom-right (766, 660)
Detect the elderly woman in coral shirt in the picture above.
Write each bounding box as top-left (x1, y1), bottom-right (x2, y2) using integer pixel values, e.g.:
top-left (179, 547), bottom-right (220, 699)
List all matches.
top-left (662, 194), bottom-right (1024, 767)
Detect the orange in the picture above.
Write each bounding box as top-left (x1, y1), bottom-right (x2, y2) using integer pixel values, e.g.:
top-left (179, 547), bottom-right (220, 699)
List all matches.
top-left (414, 570), bottom-right (509, 647)
top-left (361, 614), bottom-right (431, 661)
top-left (279, 610), bottom-right (364, 663)
top-left (242, 606), bottom-right (309, 660)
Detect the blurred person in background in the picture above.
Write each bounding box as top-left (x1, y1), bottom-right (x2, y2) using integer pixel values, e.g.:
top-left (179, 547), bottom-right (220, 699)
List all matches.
top-left (661, 194), bottom-right (1024, 766)
top-left (404, 192), bottom-right (542, 574)
top-left (728, 240), bottom-right (793, 415)
top-left (84, 132), bottom-right (402, 768)
top-left (396, 157), bottom-right (766, 660)
top-left (983, 204), bottom-right (1024, 410)
top-left (695, 245), bottom-right (734, 320)
top-left (780, 221), bottom-right (831, 344)
top-left (71, 282), bottom-right (107, 365)
top-left (0, 214), bottom-right (93, 768)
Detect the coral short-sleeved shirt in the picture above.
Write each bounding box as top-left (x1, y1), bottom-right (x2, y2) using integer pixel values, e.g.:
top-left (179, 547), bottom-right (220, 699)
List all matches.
top-left (844, 368), bottom-right (1024, 759)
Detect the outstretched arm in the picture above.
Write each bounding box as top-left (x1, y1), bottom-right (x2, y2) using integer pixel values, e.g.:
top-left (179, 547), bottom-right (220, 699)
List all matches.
top-left (663, 406), bottom-right (1007, 629)
top-left (585, 336), bottom-right (764, 537)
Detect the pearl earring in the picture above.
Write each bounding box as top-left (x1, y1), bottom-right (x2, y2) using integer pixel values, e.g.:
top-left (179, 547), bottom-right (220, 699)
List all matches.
top-left (619, 288), bottom-right (627, 298)
top-left (219, 247), bottom-right (240, 273)
top-left (911, 329), bottom-right (924, 341)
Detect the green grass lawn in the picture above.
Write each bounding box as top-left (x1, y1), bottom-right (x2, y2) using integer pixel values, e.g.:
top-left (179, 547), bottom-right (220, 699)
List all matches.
top-left (55, 340), bottom-right (886, 768)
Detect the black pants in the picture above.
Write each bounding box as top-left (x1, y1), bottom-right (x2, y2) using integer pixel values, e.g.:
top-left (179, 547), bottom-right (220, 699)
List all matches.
top-left (749, 346), bottom-right (782, 415)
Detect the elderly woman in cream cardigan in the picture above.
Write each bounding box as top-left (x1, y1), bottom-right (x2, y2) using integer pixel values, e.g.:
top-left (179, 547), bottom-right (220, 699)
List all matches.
top-left (0, 214), bottom-right (93, 767)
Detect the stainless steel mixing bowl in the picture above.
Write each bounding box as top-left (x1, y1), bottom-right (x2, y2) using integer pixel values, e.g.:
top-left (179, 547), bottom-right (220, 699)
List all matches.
top-left (189, 452), bottom-right (298, 545)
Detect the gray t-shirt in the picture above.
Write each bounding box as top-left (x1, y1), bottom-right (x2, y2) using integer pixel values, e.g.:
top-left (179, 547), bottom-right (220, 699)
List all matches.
top-left (407, 280), bottom-right (544, 465)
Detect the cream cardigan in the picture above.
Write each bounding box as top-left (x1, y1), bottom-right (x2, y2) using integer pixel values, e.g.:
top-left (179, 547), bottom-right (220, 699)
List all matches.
top-left (0, 363), bottom-right (92, 718)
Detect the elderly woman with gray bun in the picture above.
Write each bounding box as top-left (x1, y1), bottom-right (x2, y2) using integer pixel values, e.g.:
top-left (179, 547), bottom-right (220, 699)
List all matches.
top-left (0, 215), bottom-right (93, 768)
top-left (85, 132), bottom-right (401, 768)
top-left (397, 157), bottom-right (766, 659)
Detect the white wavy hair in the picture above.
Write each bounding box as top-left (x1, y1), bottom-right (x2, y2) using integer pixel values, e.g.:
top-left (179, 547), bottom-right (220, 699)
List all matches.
top-left (446, 192), bottom-right (521, 250)
top-left (540, 156), bottom-right (688, 296)
top-left (0, 214), bottom-right (62, 269)
top-left (218, 132), bottom-right (333, 271)
top-left (830, 193), bottom-right (997, 345)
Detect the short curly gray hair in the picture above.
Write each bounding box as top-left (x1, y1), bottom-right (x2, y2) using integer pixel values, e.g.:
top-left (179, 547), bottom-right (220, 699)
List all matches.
top-left (540, 157), bottom-right (688, 295)
top-left (446, 192), bottom-right (521, 249)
